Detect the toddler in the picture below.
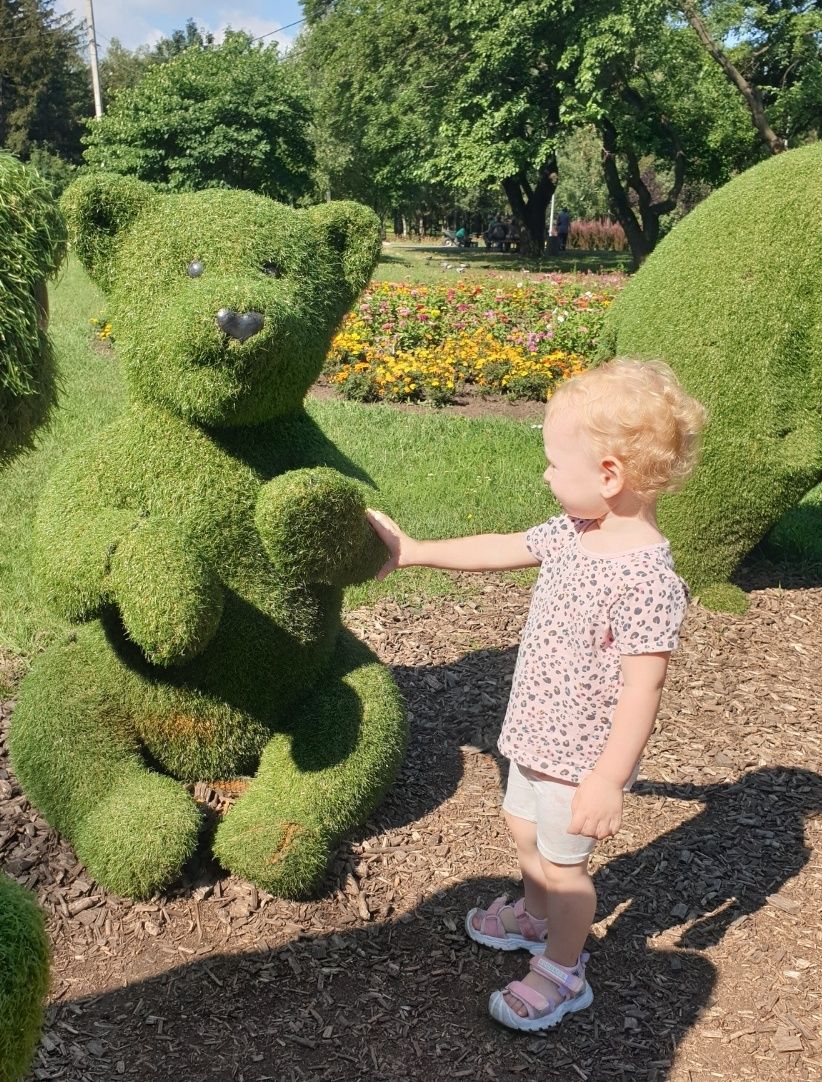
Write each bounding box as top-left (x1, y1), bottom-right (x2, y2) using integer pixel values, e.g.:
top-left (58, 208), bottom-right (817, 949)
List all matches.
top-left (367, 357), bottom-right (707, 1032)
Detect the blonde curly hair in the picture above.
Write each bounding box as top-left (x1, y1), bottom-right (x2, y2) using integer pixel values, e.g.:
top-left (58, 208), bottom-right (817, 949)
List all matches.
top-left (546, 357), bottom-right (708, 497)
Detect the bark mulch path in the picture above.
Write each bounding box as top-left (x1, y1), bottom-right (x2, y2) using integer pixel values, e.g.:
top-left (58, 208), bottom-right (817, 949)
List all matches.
top-left (2, 565), bottom-right (821, 1082)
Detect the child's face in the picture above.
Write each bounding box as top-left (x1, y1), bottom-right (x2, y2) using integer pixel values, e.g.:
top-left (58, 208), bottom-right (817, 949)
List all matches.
top-left (542, 407), bottom-right (617, 519)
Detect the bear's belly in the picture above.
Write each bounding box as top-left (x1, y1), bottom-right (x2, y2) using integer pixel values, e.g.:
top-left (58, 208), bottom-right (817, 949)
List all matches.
top-left (105, 582), bottom-right (342, 781)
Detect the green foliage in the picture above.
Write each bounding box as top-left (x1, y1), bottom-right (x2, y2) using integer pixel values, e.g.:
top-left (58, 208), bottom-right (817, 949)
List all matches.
top-left (255, 468), bottom-right (385, 585)
top-left (0, 151), bottom-right (67, 464)
top-left (60, 172), bottom-right (157, 291)
top-left (556, 128), bottom-right (612, 220)
top-left (0, 872), bottom-right (49, 1082)
top-left (606, 143), bottom-right (822, 605)
top-left (12, 182), bottom-right (406, 899)
top-left (100, 22), bottom-right (216, 104)
top-left (82, 32), bottom-right (315, 201)
top-left (763, 480), bottom-right (822, 564)
top-left (688, 0), bottom-right (821, 146)
top-left (0, 0), bottom-right (92, 163)
top-left (25, 144), bottom-right (77, 196)
top-left (295, 0), bottom-right (768, 261)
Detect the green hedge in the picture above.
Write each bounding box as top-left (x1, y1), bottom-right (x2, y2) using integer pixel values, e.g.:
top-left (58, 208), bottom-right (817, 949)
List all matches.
top-left (605, 143), bottom-right (822, 609)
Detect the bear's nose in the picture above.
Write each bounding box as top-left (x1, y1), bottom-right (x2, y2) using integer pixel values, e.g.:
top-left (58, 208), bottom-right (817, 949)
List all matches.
top-left (216, 308), bottom-right (265, 343)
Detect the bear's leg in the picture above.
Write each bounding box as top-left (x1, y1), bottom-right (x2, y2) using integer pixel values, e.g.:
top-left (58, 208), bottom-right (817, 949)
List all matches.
top-left (213, 629), bottom-right (407, 897)
top-left (9, 626), bottom-right (201, 898)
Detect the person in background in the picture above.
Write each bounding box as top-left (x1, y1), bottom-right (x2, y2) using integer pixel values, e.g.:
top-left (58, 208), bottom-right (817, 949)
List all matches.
top-left (556, 207), bottom-right (571, 251)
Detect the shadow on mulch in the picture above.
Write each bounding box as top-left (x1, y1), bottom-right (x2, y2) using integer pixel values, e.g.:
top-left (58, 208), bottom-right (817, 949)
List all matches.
top-left (45, 766), bottom-right (820, 1082)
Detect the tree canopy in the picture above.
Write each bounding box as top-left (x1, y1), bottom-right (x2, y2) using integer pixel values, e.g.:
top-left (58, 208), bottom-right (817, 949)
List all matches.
top-left (83, 32), bottom-right (315, 201)
top-left (296, 0), bottom-right (788, 261)
top-left (0, 0), bottom-right (91, 162)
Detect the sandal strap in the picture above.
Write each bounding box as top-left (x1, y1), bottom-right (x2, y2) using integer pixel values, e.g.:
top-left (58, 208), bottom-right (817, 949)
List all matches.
top-left (478, 895), bottom-right (510, 938)
top-left (530, 954), bottom-right (586, 996)
top-left (512, 898), bottom-right (546, 941)
top-left (504, 980), bottom-right (550, 1019)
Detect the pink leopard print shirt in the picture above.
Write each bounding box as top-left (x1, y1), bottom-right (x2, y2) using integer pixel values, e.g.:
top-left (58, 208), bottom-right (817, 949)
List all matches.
top-left (498, 514), bottom-right (689, 782)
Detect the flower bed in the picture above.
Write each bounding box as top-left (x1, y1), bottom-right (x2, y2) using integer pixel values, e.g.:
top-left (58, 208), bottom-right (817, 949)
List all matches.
top-left (324, 275), bottom-right (625, 406)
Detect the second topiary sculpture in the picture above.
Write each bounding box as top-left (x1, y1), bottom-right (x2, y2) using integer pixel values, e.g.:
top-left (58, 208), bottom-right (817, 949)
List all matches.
top-left (10, 175), bottom-right (407, 899)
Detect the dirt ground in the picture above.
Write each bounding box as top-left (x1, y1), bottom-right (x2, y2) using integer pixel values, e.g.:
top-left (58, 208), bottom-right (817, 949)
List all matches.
top-left (309, 378), bottom-right (547, 424)
top-left (1, 551), bottom-right (820, 1082)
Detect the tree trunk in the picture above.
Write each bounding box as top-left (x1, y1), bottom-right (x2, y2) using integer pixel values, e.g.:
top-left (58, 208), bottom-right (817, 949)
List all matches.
top-left (502, 161), bottom-right (558, 257)
top-left (599, 118), bottom-right (686, 270)
top-left (677, 0), bottom-right (785, 154)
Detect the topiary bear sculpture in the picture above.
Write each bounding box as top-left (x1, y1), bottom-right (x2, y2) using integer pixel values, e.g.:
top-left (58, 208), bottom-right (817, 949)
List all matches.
top-left (10, 174), bottom-right (407, 900)
top-left (0, 872), bottom-right (50, 1082)
top-left (0, 151), bottom-right (66, 466)
top-left (603, 143), bottom-right (822, 612)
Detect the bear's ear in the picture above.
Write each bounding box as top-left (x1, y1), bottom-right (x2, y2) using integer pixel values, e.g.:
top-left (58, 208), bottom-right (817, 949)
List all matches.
top-left (60, 173), bottom-right (158, 290)
top-left (302, 201), bottom-right (381, 312)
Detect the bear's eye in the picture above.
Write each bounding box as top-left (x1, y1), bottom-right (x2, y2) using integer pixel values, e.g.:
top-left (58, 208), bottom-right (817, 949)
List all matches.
top-left (187, 260), bottom-right (204, 278)
top-left (262, 261), bottom-right (282, 279)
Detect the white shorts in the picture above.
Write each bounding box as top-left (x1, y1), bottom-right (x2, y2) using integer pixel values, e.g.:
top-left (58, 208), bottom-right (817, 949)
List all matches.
top-left (501, 760), bottom-right (639, 865)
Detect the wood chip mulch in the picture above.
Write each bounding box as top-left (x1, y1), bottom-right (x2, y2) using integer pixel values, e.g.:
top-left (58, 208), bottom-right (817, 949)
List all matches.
top-left (2, 557), bottom-right (821, 1082)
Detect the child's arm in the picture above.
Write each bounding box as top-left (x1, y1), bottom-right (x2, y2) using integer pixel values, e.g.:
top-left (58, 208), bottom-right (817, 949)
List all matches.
top-left (568, 651), bottom-right (670, 840)
top-left (366, 509), bottom-right (539, 579)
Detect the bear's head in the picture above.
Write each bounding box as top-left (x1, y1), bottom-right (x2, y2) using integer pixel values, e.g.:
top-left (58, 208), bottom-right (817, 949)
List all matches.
top-left (0, 152), bottom-right (66, 464)
top-left (61, 175), bottom-right (381, 426)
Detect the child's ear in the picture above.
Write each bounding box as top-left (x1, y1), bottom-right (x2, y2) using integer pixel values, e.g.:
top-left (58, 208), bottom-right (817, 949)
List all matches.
top-left (60, 173), bottom-right (158, 291)
top-left (301, 200), bottom-right (381, 314)
top-left (601, 457), bottom-right (624, 496)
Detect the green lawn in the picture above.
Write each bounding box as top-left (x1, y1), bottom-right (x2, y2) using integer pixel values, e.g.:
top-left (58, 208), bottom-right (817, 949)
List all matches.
top-left (375, 243), bottom-right (631, 285)
top-left (0, 258), bottom-right (550, 660)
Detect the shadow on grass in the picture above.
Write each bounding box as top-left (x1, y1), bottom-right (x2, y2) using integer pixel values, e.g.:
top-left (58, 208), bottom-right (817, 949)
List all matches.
top-left (379, 244), bottom-right (631, 276)
top-left (734, 548), bottom-right (822, 592)
top-left (36, 765), bottom-right (820, 1081)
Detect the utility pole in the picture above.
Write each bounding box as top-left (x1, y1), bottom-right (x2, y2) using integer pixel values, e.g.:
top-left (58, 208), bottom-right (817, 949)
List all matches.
top-left (84, 0), bottom-right (103, 118)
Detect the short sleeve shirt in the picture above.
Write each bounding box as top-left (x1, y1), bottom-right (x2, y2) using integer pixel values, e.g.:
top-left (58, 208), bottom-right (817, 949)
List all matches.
top-left (498, 514), bottom-right (689, 783)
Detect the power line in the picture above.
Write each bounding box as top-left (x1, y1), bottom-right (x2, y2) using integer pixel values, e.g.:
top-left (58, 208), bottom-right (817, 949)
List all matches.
top-left (249, 17), bottom-right (307, 43)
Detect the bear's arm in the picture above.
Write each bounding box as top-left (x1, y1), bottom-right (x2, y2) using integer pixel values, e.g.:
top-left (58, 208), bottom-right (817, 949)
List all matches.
top-left (254, 467), bottom-right (387, 587)
top-left (36, 455), bottom-right (223, 666)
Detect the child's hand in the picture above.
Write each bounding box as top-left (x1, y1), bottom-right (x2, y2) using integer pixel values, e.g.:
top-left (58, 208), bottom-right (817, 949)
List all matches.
top-left (568, 772), bottom-right (624, 840)
top-left (365, 509), bottom-right (416, 580)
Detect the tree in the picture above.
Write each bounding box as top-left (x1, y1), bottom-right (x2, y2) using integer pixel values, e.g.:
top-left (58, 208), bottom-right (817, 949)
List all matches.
top-left (676, 0), bottom-right (821, 153)
top-left (151, 18), bottom-right (214, 63)
top-left (100, 22), bottom-right (216, 106)
top-left (297, 0), bottom-right (564, 254)
top-left (556, 128), bottom-right (612, 220)
top-left (585, 17), bottom-right (759, 265)
top-left (82, 32), bottom-right (315, 201)
top-left (0, 0), bottom-right (92, 162)
top-left (99, 38), bottom-right (152, 102)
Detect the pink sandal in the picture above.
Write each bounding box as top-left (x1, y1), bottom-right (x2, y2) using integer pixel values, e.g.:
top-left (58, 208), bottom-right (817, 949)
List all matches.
top-left (489, 952), bottom-right (593, 1031)
top-left (465, 895), bottom-right (548, 954)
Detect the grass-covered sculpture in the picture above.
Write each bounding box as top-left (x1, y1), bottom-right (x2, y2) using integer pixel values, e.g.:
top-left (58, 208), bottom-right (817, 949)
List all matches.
top-left (604, 143), bottom-right (822, 611)
top-left (11, 174), bottom-right (407, 900)
top-left (0, 873), bottom-right (49, 1082)
top-left (0, 151), bottom-right (66, 466)
top-left (0, 152), bottom-right (62, 1081)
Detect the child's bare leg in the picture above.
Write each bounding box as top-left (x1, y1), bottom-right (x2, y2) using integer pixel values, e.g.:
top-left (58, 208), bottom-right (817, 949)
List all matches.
top-left (503, 856), bottom-right (595, 1016)
top-left (471, 811), bottom-right (548, 933)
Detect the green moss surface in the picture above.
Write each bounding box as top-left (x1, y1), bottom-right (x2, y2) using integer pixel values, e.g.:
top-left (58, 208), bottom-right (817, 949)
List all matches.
top-left (0, 872), bottom-right (49, 1082)
top-left (11, 177), bottom-right (406, 899)
top-left (605, 144), bottom-right (822, 608)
